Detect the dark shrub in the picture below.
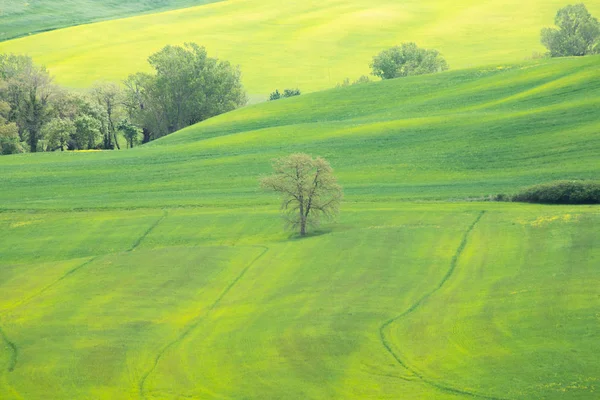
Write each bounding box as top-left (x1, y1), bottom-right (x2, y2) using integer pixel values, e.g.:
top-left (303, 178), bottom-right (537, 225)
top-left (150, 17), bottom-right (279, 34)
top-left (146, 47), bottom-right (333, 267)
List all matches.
top-left (269, 89), bottom-right (282, 101)
top-left (512, 180), bottom-right (600, 204)
top-left (269, 88), bottom-right (300, 101)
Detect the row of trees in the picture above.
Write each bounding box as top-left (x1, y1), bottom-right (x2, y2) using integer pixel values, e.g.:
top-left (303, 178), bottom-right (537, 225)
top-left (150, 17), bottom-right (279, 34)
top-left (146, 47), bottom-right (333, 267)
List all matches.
top-left (0, 43), bottom-right (247, 155)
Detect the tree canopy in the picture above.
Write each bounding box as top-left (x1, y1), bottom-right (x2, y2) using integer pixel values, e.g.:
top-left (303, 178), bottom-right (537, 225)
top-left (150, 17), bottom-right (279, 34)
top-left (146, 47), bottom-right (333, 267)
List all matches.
top-left (123, 43), bottom-right (247, 142)
top-left (261, 153), bottom-right (342, 236)
top-left (370, 43), bottom-right (449, 80)
top-left (541, 4), bottom-right (600, 57)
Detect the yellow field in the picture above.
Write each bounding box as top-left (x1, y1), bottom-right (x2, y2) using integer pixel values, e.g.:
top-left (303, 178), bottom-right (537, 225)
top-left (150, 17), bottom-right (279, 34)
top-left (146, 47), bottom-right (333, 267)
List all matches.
top-left (1, 0), bottom-right (598, 97)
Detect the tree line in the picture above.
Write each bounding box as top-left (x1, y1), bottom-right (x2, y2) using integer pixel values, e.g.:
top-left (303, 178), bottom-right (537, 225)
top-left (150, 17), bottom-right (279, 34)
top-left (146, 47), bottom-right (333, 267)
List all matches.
top-left (0, 43), bottom-right (246, 155)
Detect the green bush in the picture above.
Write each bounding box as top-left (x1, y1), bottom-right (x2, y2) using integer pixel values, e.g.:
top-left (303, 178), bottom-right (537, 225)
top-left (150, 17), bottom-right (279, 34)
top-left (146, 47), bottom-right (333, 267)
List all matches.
top-left (269, 88), bottom-right (301, 101)
top-left (512, 180), bottom-right (600, 204)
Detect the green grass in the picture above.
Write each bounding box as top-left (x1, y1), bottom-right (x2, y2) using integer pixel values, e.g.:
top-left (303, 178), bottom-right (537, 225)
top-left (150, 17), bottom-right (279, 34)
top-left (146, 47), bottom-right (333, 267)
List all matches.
top-left (0, 56), bottom-right (599, 398)
top-left (0, 56), bottom-right (598, 211)
top-left (1, 204), bottom-right (598, 399)
top-left (0, 0), bottom-right (599, 97)
top-left (0, 0), bottom-right (220, 41)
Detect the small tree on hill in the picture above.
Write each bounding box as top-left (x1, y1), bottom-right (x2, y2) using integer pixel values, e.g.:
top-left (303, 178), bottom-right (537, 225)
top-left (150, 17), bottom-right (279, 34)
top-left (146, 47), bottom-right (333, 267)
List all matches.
top-left (541, 4), bottom-right (600, 57)
top-left (371, 43), bottom-right (448, 80)
top-left (261, 153), bottom-right (342, 236)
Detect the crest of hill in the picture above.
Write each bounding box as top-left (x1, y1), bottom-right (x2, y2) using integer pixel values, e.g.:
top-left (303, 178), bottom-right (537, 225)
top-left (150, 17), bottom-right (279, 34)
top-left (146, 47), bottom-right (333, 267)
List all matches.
top-left (152, 56), bottom-right (600, 148)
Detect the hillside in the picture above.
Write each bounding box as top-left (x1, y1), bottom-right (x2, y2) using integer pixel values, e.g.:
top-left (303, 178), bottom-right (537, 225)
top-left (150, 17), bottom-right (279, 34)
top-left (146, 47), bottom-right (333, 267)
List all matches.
top-left (1, 56), bottom-right (598, 211)
top-left (1, 55), bottom-right (599, 399)
top-left (0, 0), bottom-right (599, 97)
top-left (0, 0), bottom-right (219, 41)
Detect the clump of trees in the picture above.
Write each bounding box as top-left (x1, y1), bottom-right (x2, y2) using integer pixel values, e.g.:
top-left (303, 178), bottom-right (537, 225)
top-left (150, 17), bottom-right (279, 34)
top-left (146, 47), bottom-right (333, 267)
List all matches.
top-left (123, 43), bottom-right (247, 143)
top-left (0, 43), bottom-right (247, 155)
top-left (370, 43), bottom-right (448, 80)
top-left (541, 4), bottom-right (600, 57)
top-left (269, 88), bottom-right (301, 101)
top-left (261, 153), bottom-right (342, 236)
top-left (0, 54), bottom-right (112, 153)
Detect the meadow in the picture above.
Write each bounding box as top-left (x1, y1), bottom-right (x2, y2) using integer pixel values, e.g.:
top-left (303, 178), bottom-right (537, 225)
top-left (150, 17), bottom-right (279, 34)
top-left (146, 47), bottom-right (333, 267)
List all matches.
top-left (1, 0), bottom-right (599, 98)
top-left (1, 51), bottom-right (599, 399)
top-left (0, 0), bottom-right (218, 41)
top-left (1, 204), bottom-right (598, 400)
top-left (1, 55), bottom-right (598, 210)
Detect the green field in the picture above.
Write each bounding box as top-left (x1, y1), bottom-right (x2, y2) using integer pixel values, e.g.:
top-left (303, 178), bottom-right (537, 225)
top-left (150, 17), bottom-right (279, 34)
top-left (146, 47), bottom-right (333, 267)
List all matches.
top-left (1, 51), bottom-right (599, 399)
top-left (0, 0), bottom-right (219, 41)
top-left (1, 0), bottom-right (599, 97)
top-left (1, 55), bottom-right (598, 210)
top-left (1, 204), bottom-right (599, 399)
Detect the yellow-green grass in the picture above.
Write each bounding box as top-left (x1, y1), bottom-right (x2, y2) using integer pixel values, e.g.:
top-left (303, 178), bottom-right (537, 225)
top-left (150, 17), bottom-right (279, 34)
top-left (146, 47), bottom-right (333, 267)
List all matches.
top-left (0, 0), bottom-right (220, 41)
top-left (1, 56), bottom-right (599, 399)
top-left (1, 0), bottom-right (599, 97)
top-left (1, 203), bottom-right (598, 399)
top-left (0, 56), bottom-right (598, 211)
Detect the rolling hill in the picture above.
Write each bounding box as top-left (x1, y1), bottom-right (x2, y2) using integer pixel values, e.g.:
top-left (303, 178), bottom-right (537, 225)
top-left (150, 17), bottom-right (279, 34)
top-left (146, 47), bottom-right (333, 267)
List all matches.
top-left (1, 55), bottom-right (599, 399)
top-left (0, 0), bottom-right (599, 97)
top-left (0, 0), bottom-right (219, 41)
top-left (1, 55), bottom-right (598, 210)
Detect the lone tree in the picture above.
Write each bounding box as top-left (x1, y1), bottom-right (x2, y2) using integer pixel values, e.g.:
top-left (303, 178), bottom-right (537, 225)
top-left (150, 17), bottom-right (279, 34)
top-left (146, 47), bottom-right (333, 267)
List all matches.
top-left (371, 43), bottom-right (448, 80)
top-left (541, 4), bottom-right (600, 57)
top-left (261, 153), bottom-right (343, 236)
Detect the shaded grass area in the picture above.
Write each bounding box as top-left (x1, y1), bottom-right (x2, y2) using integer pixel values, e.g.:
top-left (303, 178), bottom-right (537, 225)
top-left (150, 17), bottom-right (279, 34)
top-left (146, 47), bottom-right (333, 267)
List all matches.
top-left (0, 0), bottom-right (599, 95)
top-left (0, 203), bottom-right (598, 399)
top-left (0, 56), bottom-right (598, 211)
top-left (0, 0), bottom-right (220, 41)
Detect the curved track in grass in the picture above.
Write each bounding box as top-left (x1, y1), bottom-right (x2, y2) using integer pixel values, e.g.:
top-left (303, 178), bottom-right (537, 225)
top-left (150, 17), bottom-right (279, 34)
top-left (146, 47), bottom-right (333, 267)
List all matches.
top-left (138, 245), bottom-right (269, 399)
top-left (379, 211), bottom-right (507, 400)
top-left (0, 326), bottom-right (17, 373)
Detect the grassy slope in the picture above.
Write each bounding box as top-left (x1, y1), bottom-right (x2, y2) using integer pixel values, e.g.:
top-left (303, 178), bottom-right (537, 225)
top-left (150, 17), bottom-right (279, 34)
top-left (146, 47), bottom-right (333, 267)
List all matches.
top-left (0, 56), bottom-right (598, 210)
top-left (0, 0), bottom-right (220, 41)
top-left (0, 0), bottom-right (599, 97)
top-left (0, 57), bottom-right (599, 399)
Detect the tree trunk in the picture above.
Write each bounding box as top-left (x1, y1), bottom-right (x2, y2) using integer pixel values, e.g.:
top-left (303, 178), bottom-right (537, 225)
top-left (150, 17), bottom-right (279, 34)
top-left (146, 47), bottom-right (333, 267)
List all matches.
top-left (142, 128), bottom-right (151, 143)
top-left (113, 131), bottom-right (121, 150)
top-left (299, 195), bottom-right (306, 236)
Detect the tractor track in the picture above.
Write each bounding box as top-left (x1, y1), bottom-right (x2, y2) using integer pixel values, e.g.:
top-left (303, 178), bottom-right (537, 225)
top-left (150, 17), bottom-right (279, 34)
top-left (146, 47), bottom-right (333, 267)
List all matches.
top-left (5, 256), bottom-right (100, 315)
top-left (0, 326), bottom-right (17, 373)
top-left (379, 211), bottom-right (507, 400)
top-left (129, 210), bottom-right (168, 252)
top-left (138, 245), bottom-right (269, 399)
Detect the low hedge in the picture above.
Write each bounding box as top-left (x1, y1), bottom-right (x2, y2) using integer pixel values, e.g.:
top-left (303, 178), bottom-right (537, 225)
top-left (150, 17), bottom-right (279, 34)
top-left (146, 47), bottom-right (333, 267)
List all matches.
top-left (511, 180), bottom-right (600, 204)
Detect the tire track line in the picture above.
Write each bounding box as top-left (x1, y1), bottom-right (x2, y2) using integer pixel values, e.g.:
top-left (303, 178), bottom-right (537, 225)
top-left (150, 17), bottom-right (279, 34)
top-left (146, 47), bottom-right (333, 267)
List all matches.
top-left (3, 211), bottom-right (166, 314)
top-left (138, 245), bottom-right (269, 399)
top-left (379, 211), bottom-right (506, 400)
top-left (3, 256), bottom-right (100, 316)
top-left (129, 210), bottom-right (168, 252)
top-left (0, 326), bottom-right (17, 373)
